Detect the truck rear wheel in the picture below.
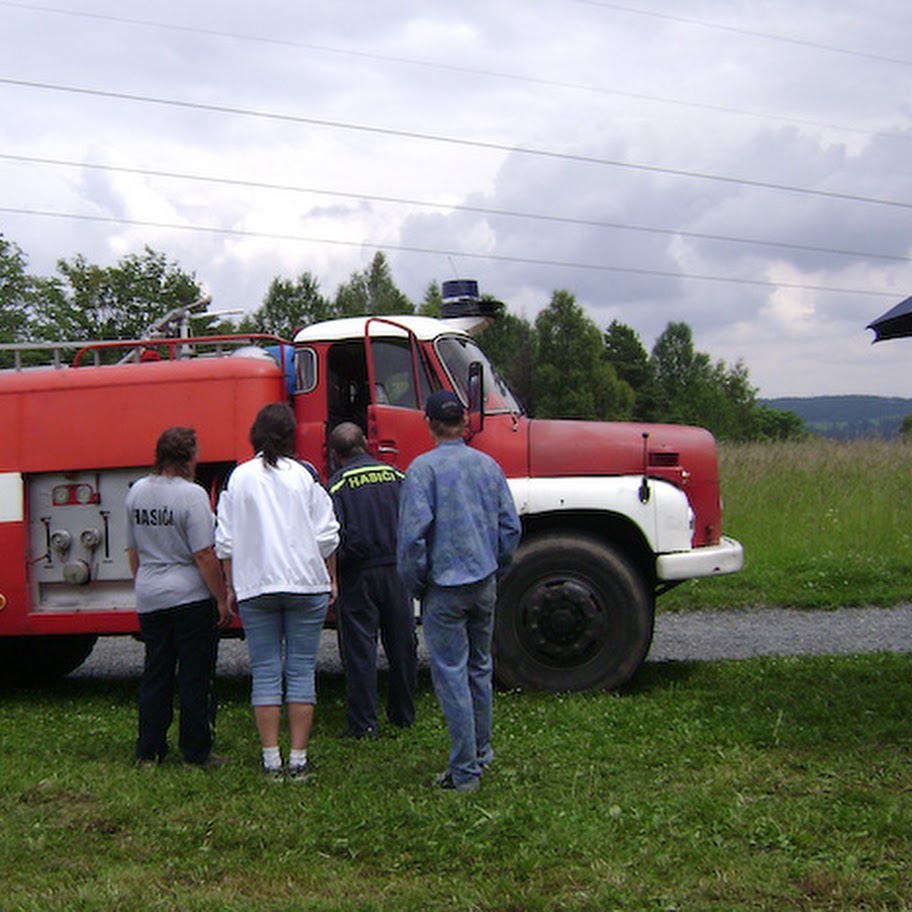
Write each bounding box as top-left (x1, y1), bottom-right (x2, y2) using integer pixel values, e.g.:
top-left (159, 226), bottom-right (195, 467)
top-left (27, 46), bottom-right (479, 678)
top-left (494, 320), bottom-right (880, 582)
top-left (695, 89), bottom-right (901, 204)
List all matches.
top-left (495, 535), bottom-right (653, 692)
top-left (0, 634), bottom-right (98, 684)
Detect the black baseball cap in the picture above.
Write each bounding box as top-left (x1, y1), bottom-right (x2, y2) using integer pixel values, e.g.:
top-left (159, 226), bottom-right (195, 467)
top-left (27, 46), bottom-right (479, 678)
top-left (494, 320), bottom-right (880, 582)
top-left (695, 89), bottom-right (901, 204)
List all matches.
top-left (424, 389), bottom-right (465, 421)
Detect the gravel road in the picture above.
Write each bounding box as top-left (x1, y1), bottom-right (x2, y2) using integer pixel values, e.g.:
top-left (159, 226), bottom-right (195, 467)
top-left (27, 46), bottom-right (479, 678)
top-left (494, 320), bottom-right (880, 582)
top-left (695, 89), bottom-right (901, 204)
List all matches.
top-left (69, 604), bottom-right (912, 680)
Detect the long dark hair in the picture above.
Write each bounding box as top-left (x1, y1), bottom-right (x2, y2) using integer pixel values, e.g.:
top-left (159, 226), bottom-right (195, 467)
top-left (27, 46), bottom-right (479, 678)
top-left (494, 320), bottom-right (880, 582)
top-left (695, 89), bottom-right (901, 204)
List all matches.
top-left (153, 426), bottom-right (197, 479)
top-left (250, 403), bottom-right (296, 467)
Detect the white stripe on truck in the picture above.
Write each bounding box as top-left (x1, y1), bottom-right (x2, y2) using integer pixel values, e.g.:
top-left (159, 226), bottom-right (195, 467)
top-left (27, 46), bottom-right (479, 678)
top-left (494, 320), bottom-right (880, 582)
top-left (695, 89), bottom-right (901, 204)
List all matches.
top-left (0, 473), bottom-right (23, 522)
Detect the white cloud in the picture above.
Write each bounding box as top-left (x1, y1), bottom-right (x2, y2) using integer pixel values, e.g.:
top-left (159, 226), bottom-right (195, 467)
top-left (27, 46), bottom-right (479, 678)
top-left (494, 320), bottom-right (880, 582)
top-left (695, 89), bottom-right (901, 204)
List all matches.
top-left (2, 0), bottom-right (912, 396)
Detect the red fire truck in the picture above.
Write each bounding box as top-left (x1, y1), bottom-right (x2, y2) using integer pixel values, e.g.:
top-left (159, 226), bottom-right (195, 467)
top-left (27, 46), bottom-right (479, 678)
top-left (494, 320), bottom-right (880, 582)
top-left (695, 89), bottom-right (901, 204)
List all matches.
top-left (0, 281), bottom-right (743, 691)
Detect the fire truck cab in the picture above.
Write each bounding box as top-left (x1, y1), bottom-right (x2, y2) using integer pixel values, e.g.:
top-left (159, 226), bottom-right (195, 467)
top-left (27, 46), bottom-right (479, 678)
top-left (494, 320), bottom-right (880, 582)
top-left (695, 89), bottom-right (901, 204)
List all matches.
top-left (0, 281), bottom-right (743, 691)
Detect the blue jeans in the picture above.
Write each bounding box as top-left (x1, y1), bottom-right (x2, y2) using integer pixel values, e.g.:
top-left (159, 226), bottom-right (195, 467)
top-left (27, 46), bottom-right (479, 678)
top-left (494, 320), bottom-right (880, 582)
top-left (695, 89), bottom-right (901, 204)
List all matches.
top-left (421, 576), bottom-right (496, 788)
top-left (238, 592), bottom-right (328, 705)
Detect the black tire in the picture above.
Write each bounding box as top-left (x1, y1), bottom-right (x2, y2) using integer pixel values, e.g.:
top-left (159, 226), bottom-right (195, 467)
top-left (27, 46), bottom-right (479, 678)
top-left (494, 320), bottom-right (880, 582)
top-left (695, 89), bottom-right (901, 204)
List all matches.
top-left (0, 634), bottom-right (98, 685)
top-left (495, 535), bottom-right (653, 692)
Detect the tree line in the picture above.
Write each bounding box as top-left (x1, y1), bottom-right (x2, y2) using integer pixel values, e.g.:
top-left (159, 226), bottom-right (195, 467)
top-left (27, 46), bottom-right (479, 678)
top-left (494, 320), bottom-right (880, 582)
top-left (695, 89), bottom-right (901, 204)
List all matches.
top-left (0, 235), bottom-right (805, 441)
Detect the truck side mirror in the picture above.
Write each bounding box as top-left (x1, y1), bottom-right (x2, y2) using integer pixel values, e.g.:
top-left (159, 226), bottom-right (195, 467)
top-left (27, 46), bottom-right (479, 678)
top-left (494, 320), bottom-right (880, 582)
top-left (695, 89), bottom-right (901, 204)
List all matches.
top-left (468, 361), bottom-right (485, 435)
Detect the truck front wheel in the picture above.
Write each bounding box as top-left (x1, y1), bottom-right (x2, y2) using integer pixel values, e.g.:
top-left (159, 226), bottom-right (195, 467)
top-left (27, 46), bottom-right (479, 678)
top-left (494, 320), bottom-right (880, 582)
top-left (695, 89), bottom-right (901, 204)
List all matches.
top-left (495, 535), bottom-right (653, 692)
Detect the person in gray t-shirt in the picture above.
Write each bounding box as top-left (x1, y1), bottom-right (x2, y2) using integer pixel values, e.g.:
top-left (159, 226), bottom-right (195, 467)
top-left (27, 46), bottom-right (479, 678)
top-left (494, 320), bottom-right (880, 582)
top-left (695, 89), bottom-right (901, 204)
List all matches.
top-left (125, 427), bottom-right (231, 768)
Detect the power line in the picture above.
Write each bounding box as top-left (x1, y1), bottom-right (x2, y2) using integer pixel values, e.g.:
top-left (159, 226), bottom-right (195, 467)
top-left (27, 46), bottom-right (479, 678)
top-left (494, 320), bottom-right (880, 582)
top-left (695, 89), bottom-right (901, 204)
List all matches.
top-left (2, 151), bottom-right (909, 265)
top-left (2, 4), bottom-right (910, 306)
top-left (2, 76), bottom-right (911, 212)
top-left (1, 0), bottom-right (907, 147)
top-left (0, 204), bottom-right (899, 299)
top-left (575, 1), bottom-right (912, 68)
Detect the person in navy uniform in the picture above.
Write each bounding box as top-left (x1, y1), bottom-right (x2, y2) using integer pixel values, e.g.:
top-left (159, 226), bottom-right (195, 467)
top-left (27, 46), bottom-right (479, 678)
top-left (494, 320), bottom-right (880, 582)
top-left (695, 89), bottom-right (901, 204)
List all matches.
top-left (329, 422), bottom-right (417, 739)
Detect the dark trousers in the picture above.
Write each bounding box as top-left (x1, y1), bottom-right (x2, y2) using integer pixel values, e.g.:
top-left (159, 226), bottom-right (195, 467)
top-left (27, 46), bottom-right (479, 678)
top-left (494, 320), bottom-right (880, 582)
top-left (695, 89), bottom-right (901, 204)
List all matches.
top-left (338, 564), bottom-right (417, 733)
top-left (136, 599), bottom-right (218, 764)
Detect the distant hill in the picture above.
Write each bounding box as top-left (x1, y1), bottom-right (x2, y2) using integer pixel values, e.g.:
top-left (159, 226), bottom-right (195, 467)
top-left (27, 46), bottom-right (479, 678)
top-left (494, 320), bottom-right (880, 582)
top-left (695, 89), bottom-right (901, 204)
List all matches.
top-left (760, 395), bottom-right (912, 439)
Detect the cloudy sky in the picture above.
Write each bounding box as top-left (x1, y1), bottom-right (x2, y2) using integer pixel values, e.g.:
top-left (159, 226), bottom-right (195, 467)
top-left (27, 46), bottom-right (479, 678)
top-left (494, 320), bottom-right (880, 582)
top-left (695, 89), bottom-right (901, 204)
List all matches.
top-left (2, 0), bottom-right (912, 399)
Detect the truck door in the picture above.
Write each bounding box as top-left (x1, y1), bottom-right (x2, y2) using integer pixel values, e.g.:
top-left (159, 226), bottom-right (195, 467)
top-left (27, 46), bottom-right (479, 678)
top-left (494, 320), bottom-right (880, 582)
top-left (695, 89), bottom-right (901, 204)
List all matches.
top-left (364, 318), bottom-right (436, 471)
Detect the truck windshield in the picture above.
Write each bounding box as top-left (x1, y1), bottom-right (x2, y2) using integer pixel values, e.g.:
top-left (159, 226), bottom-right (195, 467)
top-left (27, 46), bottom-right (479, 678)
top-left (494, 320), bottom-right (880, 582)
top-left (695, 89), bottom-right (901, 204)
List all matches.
top-left (435, 335), bottom-right (523, 415)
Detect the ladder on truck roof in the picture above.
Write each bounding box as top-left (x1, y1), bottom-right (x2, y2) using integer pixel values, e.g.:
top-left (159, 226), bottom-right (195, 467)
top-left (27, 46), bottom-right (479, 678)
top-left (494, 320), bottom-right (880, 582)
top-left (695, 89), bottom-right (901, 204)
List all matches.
top-left (0, 334), bottom-right (290, 370)
top-left (0, 304), bottom-right (290, 371)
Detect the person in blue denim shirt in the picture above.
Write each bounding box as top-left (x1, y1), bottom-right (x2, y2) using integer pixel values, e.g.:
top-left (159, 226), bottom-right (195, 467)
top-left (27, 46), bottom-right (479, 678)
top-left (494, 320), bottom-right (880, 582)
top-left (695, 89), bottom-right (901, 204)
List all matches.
top-left (397, 390), bottom-right (520, 792)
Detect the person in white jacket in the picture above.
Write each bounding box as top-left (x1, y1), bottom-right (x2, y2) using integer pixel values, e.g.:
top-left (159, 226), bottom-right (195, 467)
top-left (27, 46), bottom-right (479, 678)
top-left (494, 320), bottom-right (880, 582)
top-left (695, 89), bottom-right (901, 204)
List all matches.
top-left (216, 403), bottom-right (339, 781)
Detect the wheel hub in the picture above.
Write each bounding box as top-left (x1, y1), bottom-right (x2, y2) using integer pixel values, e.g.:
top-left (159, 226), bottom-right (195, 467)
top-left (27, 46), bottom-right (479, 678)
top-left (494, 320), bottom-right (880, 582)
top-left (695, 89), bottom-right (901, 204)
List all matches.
top-left (523, 578), bottom-right (608, 662)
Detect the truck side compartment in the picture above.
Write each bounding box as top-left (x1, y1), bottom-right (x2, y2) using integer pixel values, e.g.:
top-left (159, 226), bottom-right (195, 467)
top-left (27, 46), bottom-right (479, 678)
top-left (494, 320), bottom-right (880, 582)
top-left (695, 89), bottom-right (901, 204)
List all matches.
top-left (0, 354), bottom-right (287, 643)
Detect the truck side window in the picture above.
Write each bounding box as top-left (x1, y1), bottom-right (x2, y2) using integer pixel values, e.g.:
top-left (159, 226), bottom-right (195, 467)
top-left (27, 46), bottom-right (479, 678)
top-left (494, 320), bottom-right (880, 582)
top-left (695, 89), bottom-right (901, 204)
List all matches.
top-left (326, 336), bottom-right (436, 432)
top-left (295, 347), bottom-right (317, 393)
top-left (372, 339), bottom-right (433, 409)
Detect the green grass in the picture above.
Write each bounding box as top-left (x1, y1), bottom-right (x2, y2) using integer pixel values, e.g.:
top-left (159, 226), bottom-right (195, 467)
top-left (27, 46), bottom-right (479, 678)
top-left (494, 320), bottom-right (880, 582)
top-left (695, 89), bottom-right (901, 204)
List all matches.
top-left (5, 438), bottom-right (912, 910)
top-left (3, 656), bottom-right (912, 911)
top-left (663, 438), bottom-right (912, 611)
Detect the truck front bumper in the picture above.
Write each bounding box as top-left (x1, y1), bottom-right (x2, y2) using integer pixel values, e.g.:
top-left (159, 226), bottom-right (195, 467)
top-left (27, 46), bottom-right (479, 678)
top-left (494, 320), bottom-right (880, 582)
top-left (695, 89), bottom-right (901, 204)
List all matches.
top-left (656, 535), bottom-right (744, 582)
